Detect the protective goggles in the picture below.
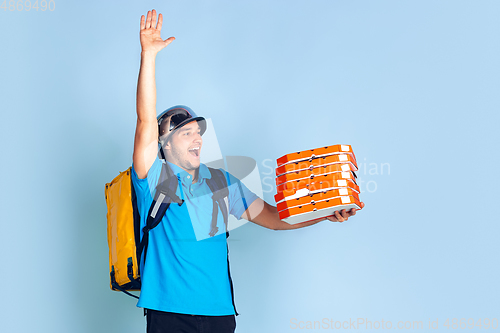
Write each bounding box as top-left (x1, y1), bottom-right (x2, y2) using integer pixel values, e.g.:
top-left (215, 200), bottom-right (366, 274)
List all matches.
top-left (157, 106), bottom-right (206, 139)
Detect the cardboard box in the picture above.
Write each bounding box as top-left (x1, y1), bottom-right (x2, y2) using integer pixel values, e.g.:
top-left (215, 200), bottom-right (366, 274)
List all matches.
top-left (275, 144), bottom-right (363, 225)
top-left (274, 178), bottom-right (360, 203)
top-left (276, 171), bottom-right (357, 193)
top-left (277, 144), bottom-right (356, 166)
top-left (276, 153), bottom-right (358, 176)
top-left (278, 195), bottom-right (362, 225)
top-left (276, 162), bottom-right (357, 185)
top-left (277, 188), bottom-right (360, 212)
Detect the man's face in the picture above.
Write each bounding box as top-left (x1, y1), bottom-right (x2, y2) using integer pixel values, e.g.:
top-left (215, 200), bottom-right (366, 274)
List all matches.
top-left (163, 121), bottom-right (202, 172)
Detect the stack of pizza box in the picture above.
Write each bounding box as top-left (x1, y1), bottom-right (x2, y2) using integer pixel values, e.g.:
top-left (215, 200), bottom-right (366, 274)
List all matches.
top-left (274, 144), bottom-right (362, 224)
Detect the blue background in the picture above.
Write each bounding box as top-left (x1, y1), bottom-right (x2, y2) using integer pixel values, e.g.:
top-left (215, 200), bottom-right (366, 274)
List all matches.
top-left (1, 0), bottom-right (499, 332)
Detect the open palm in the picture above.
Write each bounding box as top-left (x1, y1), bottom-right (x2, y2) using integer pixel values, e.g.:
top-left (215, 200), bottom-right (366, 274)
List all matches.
top-left (140, 10), bottom-right (175, 54)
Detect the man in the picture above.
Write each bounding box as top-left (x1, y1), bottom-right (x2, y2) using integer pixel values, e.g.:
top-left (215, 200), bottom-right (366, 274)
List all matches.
top-left (132, 10), bottom-right (364, 333)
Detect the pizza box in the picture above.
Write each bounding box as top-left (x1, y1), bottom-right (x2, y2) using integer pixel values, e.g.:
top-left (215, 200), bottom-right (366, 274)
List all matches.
top-left (277, 188), bottom-right (359, 212)
top-left (276, 153), bottom-right (358, 176)
top-left (276, 163), bottom-right (357, 185)
top-left (274, 179), bottom-right (361, 203)
top-left (278, 195), bottom-right (362, 224)
top-left (276, 171), bottom-right (357, 193)
top-left (277, 144), bottom-right (356, 167)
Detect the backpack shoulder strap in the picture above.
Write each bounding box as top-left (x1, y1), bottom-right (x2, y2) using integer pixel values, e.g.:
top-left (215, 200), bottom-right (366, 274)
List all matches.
top-left (205, 168), bottom-right (229, 237)
top-left (206, 167), bottom-right (229, 197)
top-left (137, 163), bottom-right (184, 268)
top-left (152, 163), bottom-right (184, 213)
top-left (206, 168), bottom-right (239, 315)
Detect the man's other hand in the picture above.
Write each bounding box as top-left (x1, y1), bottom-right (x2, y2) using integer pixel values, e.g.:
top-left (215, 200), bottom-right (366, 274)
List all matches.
top-left (140, 9), bottom-right (175, 55)
top-left (326, 202), bottom-right (365, 223)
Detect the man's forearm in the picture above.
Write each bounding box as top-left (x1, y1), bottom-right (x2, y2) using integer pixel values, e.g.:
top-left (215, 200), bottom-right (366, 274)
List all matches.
top-left (243, 198), bottom-right (322, 231)
top-left (136, 51), bottom-right (159, 123)
top-left (243, 197), bottom-right (358, 230)
top-left (133, 10), bottom-right (175, 178)
top-left (274, 217), bottom-right (323, 230)
top-left (270, 207), bottom-right (323, 230)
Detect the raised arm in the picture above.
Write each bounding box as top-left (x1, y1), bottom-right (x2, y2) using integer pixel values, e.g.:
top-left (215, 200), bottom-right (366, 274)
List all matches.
top-left (241, 198), bottom-right (365, 230)
top-left (133, 10), bottom-right (175, 179)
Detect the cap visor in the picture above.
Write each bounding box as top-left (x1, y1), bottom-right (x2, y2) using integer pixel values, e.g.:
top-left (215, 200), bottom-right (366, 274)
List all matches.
top-left (173, 117), bottom-right (207, 135)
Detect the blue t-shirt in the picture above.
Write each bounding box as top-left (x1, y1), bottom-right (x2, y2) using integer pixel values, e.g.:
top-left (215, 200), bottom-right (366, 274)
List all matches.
top-left (131, 157), bottom-right (258, 315)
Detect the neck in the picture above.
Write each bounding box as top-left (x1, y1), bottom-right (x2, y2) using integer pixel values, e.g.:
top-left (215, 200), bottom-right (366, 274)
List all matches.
top-left (165, 159), bottom-right (199, 183)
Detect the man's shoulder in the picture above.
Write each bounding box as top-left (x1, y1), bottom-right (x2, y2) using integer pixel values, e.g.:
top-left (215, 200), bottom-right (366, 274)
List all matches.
top-left (199, 163), bottom-right (225, 180)
top-left (131, 157), bottom-right (163, 194)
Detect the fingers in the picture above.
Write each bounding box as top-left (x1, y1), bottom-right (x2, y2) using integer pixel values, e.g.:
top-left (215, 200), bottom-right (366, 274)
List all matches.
top-left (164, 36), bottom-right (175, 46)
top-left (324, 210), bottom-right (346, 223)
top-left (327, 204), bottom-right (364, 223)
top-left (151, 9), bottom-right (157, 29)
top-left (157, 13), bottom-right (163, 31)
top-left (348, 208), bottom-right (357, 216)
top-left (146, 10), bottom-right (152, 29)
top-left (326, 216), bottom-right (337, 222)
top-left (142, 10), bottom-right (163, 30)
top-left (334, 210), bottom-right (345, 222)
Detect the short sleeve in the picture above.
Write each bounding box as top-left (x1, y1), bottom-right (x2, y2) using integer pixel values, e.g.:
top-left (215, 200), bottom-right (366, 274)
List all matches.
top-left (131, 156), bottom-right (163, 201)
top-left (223, 170), bottom-right (259, 220)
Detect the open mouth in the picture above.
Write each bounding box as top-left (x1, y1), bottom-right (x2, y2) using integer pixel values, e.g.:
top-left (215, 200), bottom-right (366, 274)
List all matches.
top-left (189, 147), bottom-right (200, 158)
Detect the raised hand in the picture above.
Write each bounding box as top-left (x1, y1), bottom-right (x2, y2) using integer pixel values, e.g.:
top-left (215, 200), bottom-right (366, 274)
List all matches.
top-left (140, 9), bottom-right (175, 55)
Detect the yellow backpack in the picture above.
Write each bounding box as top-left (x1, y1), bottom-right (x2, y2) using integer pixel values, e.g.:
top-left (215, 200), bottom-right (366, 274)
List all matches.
top-left (105, 165), bottom-right (230, 299)
top-left (105, 167), bottom-right (141, 298)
